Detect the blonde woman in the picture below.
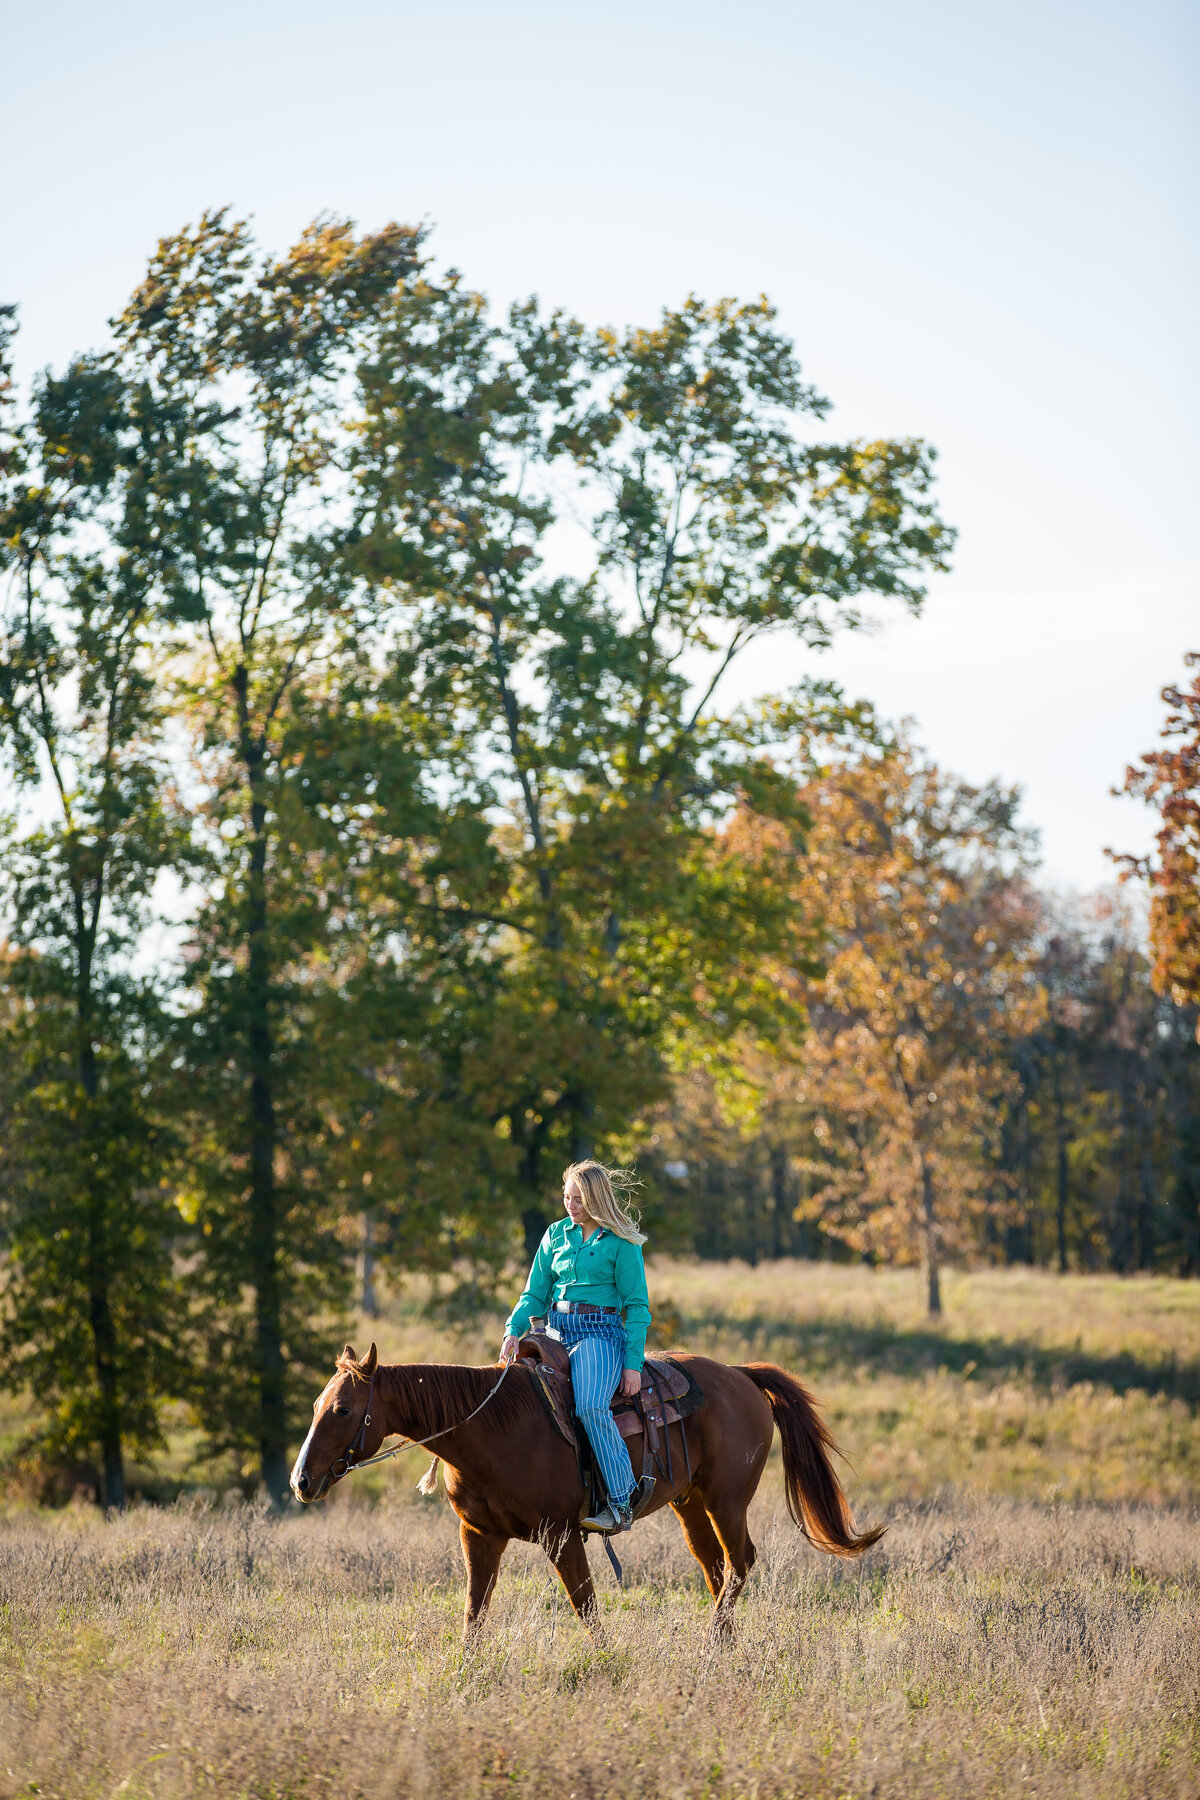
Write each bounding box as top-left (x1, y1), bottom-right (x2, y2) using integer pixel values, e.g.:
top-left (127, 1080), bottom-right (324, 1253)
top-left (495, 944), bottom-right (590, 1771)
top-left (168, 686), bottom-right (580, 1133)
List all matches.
top-left (499, 1161), bottom-right (651, 1534)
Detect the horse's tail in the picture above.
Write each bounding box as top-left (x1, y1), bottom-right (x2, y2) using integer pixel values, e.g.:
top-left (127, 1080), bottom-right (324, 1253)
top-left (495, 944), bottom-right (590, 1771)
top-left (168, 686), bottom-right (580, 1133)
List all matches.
top-left (739, 1362), bottom-right (885, 1557)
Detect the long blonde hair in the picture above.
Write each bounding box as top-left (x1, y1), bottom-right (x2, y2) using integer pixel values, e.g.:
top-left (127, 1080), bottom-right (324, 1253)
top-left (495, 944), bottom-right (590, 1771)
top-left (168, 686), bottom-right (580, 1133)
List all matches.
top-left (564, 1160), bottom-right (647, 1246)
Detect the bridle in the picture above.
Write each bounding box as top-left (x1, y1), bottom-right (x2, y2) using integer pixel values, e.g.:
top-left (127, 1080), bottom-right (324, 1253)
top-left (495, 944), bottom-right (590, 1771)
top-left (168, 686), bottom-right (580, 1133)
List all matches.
top-left (325, 1367), bottom-right (381, 1486)
top-left (317, 1358), bottom-right (513, 1494)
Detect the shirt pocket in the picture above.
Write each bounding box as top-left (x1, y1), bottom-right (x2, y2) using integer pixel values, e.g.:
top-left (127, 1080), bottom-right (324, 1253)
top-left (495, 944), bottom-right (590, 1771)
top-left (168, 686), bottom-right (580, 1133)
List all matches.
top-left (550, 1239), bottom-right (577, 1283)
top-left (584, 1238), bottom-right (612, 1283)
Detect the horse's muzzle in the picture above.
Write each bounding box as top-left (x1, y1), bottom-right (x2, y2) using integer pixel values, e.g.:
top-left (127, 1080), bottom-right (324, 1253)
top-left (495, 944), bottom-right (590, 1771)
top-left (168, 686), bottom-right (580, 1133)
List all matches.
top-left (290, 1459), bottom-right (334, 1504)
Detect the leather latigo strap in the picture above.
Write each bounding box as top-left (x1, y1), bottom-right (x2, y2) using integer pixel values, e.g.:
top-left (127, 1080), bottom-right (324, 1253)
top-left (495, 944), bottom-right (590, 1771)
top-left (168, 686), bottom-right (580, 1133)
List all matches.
top-left (532, 1363), bottom-right (577, 1447)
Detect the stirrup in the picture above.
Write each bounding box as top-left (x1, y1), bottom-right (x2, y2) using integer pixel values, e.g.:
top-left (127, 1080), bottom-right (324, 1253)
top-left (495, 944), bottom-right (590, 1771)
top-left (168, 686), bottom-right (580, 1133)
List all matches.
top-left (581, 1499), bottom-right (632, 1535)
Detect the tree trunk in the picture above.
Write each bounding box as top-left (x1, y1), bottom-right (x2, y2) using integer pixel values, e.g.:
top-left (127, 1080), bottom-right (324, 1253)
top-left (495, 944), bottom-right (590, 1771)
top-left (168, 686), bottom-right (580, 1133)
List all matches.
top-left (769, 1144), bottom-right (788, 1259)
top-left (1009, 1089), bottom-right (1033, 1265)
top-left (517, 1207), bottom-right (544, 1264)
top-left (1051, 1057), bottom-right (1070, 1274)
top-left (796, 1164), bottom-right (814, 1259)
top-left (744, 1172), bottom-right (759, 1267)
top-left (1169, 1053), bottom-right (1200, 1276)
top-left (244, 742), bottom-right (289, 1505)
top-left (1056, 1140), bottom-right (1070, 1272)
top-left (1055, 1123), bottom-right (1069, 1275)
top-left (921, 1158), bottom-right (942, 1316)
top-left (77, 922), bottom-right (126, 1511)
top-left (1136, 1151), bottom-right (1155, 1271)
top-left (87, 1250), bottom-right (126, 1511)
top-left (1110, 1174), bottom-right (1131, 1273)
top-left (514, 1084), bottom-right (593, 1266)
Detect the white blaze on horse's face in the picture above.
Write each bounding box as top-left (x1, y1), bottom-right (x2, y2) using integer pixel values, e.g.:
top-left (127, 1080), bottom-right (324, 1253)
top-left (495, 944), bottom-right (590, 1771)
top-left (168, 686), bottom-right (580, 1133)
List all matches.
top-left (289, 1371), bottom-right (341, 1503)
top-left (290, 1367), bottom-right (363, 1503)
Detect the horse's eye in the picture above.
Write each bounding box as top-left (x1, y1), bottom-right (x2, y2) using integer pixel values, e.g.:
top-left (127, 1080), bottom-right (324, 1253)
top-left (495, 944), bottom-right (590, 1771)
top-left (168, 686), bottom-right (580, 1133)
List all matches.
top-left (333, 1405), bottom-right (350, 1417)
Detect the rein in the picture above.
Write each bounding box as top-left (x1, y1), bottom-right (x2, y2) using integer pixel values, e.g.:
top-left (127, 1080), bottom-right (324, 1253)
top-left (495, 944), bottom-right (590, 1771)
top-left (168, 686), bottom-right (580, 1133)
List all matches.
top-left (328, 1359), bottom-right (513, 1485)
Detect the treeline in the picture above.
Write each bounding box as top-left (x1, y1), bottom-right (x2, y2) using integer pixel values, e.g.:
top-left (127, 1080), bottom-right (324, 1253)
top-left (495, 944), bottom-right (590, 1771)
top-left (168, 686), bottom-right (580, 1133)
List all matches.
top-left (0, 213), bottom-right (1194, 1507)
top-left (642, 761), bottom-right (1200, 1291)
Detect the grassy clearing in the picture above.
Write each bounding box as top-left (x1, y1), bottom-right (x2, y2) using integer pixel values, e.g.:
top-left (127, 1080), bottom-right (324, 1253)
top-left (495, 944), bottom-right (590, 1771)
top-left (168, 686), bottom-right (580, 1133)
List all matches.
top-left (1, 1260), bottom-right (1197, 1797)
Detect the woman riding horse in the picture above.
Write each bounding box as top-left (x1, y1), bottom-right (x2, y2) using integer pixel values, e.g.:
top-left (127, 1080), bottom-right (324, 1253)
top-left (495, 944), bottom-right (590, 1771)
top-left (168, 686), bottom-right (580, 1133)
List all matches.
top-left (291, 1165), bottom-right (884, 1642)
top-left (499, 1160), bottom-right (649, 1534)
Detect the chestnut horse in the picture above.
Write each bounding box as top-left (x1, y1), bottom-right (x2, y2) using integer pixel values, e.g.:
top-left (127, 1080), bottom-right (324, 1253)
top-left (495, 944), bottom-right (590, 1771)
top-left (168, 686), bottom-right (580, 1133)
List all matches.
top-left (291, 1342), bottom-right (882, 1640)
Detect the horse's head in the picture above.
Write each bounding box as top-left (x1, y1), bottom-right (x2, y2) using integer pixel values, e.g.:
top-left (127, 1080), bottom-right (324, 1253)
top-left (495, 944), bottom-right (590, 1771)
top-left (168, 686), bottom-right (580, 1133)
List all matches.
top-left (290, 1341), bottom-right (380, 1503)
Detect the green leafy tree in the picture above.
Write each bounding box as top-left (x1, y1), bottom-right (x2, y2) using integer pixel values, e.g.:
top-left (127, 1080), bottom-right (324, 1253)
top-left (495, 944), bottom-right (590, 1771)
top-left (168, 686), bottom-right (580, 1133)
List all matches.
top-left (238, 657), bottom-right (522, 1317)
top-left (107, 211), bottom-right (440, 1496)
top-left (356, 292), bottom-right (954, 1249)
top-left (0, 313), bottom-right (188, 1506)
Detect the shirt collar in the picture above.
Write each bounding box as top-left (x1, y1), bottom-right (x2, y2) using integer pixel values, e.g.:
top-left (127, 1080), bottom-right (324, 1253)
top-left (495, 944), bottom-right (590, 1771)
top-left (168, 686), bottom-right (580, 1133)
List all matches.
top-left (564, 1218), bottom-right (605, 1241)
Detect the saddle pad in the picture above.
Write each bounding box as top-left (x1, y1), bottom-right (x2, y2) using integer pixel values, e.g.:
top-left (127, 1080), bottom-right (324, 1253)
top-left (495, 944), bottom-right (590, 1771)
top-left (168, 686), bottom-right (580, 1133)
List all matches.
top-left (642, 1355), bottom-right (694, 1405)
top-left (613, 1357), bottom-right (706, 1434)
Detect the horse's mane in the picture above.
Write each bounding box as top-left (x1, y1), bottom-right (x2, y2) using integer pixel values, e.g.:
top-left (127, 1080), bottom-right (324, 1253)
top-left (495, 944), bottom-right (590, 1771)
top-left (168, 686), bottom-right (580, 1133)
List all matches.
top-left (339, 1353), bottom-right (538, 1439)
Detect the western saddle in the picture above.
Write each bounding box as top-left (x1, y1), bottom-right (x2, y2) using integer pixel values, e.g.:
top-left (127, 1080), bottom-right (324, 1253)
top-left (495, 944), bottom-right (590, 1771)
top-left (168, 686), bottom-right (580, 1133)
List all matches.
top-left (515, 1326), bottom-right (705, 1525)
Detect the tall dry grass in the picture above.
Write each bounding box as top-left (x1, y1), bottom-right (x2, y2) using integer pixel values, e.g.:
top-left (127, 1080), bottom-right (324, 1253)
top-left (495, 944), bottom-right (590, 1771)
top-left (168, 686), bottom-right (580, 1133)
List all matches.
top-left (1, 1491), bottom-right (1196, 1799)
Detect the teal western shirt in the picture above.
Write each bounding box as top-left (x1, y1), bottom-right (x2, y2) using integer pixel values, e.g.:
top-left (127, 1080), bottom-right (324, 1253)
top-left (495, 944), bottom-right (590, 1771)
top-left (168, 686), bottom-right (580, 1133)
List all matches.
top-left (505, 1217), bottom-right (652, 1370)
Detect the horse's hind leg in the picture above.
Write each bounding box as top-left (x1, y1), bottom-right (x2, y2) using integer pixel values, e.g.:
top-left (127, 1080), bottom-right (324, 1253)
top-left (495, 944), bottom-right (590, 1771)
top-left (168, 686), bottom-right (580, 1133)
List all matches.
top-left (546, 1527), bottom-right (602, 1637)
top-left (459, 1521), bottom-right (507, 1641)
top-left (671, 1491), bottom-right (726, 1604)
top-left (704, 1497), bottom-right (757, 1640)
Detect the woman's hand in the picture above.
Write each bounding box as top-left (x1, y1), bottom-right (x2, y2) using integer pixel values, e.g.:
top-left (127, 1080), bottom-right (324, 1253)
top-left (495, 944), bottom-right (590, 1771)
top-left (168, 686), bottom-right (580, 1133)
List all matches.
top-left (499, 1334), bottom-right (519, 1364)
top-left (619, 1368), bottom-right (641, 1399)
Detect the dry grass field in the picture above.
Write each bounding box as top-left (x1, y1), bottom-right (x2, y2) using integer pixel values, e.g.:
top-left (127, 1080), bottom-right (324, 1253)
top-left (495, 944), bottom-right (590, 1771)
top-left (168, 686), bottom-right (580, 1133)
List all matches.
top-left (1, 1259), bottom-right (1197, 1799)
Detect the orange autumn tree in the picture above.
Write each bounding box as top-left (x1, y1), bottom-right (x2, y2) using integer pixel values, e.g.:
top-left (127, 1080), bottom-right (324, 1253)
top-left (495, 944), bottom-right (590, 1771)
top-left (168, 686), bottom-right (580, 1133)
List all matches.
top-left (727, 741), bottom-right (1043, 1313)
top-left (1118, 654), bottom-right (1200, 1034)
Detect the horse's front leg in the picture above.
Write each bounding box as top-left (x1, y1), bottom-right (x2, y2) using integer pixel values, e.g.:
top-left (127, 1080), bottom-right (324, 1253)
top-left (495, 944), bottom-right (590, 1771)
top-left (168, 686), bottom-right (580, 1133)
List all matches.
top-left (545, 1526), bottom-right (603, 1638)
top-left (459, 1520), bottom-right (507, 1641)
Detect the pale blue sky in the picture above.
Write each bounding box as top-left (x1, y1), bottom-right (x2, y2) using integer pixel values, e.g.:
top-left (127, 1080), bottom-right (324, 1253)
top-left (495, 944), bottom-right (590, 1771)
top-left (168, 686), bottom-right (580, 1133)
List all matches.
top-left (3, 0), bottom-right (1196, 886)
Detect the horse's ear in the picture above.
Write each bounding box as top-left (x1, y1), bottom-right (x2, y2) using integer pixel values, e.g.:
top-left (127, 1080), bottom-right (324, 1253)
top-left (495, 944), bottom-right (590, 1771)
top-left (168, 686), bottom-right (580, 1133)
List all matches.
top-left (362, 1342), bottom-right (378, 1377)
top-left (342, 1343), bottom-right (357, 1365)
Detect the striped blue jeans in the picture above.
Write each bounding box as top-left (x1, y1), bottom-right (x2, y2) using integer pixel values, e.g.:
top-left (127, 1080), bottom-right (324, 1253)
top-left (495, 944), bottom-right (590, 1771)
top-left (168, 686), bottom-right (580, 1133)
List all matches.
top-left (551, 1311), bottom-right (636, 1508)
